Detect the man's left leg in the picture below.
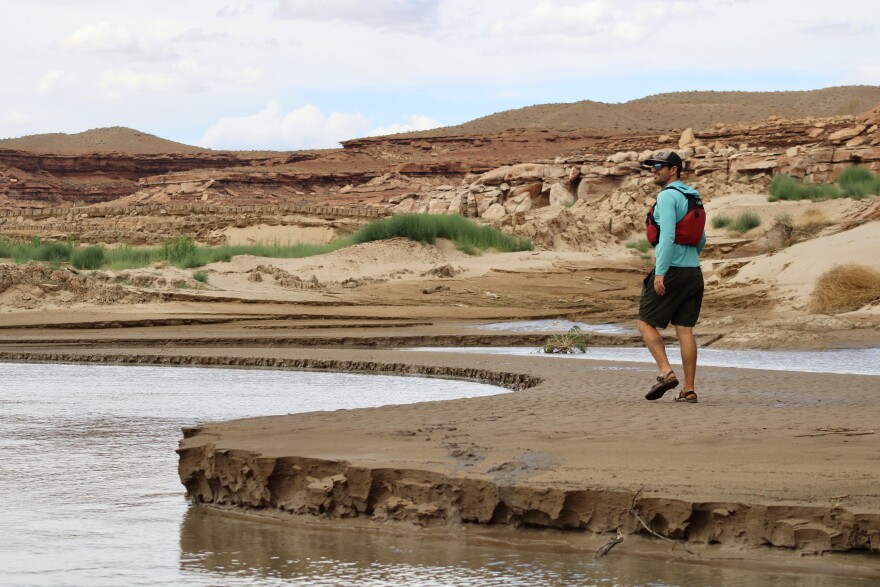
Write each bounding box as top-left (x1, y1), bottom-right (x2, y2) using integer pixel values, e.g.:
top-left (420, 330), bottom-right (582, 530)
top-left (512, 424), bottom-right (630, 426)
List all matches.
top-left (673, 324), bottom-right (697, 394)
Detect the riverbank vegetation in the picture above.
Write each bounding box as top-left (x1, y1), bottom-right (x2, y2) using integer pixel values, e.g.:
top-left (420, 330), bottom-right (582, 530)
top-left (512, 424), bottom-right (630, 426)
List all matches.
top-left (809, 263), bottom-right (880, 314)
top-left (543, 326), bottom-right (592, 354)
top-left (769, 167), bottom-right (880, 202)
top-left (712, 211), bottom-right (762, 233)
top-left (0, 214), bottom-right (533, 270)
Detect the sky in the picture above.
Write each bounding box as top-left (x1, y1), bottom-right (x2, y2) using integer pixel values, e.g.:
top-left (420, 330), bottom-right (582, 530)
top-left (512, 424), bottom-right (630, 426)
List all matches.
top-left (2, 0), bottom-right (878, 150)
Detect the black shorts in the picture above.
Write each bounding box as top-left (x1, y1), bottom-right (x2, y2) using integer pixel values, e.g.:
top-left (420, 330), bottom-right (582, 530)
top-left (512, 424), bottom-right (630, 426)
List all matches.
top-left (639, 266), bottom-right (704, 328)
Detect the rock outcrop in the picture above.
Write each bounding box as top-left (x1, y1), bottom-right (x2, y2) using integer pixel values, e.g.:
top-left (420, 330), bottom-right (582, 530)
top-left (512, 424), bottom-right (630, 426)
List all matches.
top-left (1, 112), bottom-right (878, 253)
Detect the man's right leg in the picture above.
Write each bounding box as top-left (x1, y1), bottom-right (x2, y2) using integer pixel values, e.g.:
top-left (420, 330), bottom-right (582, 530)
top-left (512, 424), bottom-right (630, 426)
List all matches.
top-left (640, 320), bottom-right (679, 400)
top-left (639, 272), bottom-right (680, 400)
top-left (639, 319), bottom-right (672, 377)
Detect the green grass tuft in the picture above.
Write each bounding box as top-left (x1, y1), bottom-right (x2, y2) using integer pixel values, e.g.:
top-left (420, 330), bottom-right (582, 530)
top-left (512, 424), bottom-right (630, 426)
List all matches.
top-left (768, 167), bottom-right (880, 202)
top-left (34, 239), bottom-right (73, 263)
top-left (712, 215), bottom-right (732, 229)
top-left (838, 166), bottom-right (880, 198)
top-left (625, 239), bottom-right (651, 253)
top-left (731, 211), bottom-right (761, 233)
top-left (192, 270), bottom-right (209, 283)
top-left (71, 246), bottom-right (105, 270)
top-left (346, 214), bottom-right (533, 253)
top-left (769, 174), bottom-right (842, 201)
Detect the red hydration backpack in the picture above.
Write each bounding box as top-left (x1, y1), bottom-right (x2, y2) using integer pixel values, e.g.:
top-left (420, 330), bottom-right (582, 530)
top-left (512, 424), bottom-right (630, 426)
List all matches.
top-left (645, 185), bottom-right (706, 247)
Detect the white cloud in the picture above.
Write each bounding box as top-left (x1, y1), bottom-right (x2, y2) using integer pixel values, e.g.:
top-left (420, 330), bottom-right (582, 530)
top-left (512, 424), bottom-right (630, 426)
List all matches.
top-left (63, 21), bottom-right (141, 54)
top-left (491, 0), bottom-right (604, 35)
top-left (488, 0), bottom-right (663, 49)
top-left (217, 3), bottom-right (256, 17)
top-left (37, 70), bottom-right (70, 96)
top-left (96, 63), bottom-right (265, 97)
top-left (199, 102), bottom-right (372, 149)
top-left (801, 21), bottom-right (875, 36)
top-left (172, 27), bottom-right (230, 43)
top-left (61, 21), bottom-right (175, 61)
top-left (368, 114), bottom-right (442, 136)
top-left (274, 0), bottom-right (440, 29)
top-left (98, 69), bottom-right (192, 95)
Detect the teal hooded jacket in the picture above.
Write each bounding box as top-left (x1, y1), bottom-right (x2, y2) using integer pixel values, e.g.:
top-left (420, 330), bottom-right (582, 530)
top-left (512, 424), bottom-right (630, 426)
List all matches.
top-left (652, 180), bottom-right (707, 276)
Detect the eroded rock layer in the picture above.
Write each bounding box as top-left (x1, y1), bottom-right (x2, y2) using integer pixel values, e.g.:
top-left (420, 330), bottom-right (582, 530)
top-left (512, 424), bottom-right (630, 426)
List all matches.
top-left (178, 450), bottom-right (880, 555)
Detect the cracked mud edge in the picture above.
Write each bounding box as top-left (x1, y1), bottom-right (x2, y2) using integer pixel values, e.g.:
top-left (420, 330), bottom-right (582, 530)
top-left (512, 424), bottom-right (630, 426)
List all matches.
top-left (3, 350), bottom-right (878, 565)
top-left (0, 350), bottom-right (540, 391)
top-left (176, 448), bottom-right (880, 560)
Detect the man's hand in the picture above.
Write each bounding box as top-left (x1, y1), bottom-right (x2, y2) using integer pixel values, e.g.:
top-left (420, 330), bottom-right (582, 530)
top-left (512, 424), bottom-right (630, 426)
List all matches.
top-left (654, 274), bottom-right (666, 296)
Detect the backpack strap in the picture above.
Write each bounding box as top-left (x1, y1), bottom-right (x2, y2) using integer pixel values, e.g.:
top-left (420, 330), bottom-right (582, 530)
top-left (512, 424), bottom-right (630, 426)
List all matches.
top-left (661, 184), bottom-right (688, 197)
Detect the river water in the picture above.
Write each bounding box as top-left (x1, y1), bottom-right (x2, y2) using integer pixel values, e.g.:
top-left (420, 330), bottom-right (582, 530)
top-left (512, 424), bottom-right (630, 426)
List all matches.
top-left (0, 361), bottom-right (875, 586)
top-left (410, 346), bottom-right (880, 375)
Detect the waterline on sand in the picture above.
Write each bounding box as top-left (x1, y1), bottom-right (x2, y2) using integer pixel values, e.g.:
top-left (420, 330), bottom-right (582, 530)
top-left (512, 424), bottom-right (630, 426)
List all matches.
top-left (405, 346), bottom-right (880, 376)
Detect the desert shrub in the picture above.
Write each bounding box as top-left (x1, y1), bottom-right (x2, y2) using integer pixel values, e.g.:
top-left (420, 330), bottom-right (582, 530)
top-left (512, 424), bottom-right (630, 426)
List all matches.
top-left (625, 238), bottom-right (652, 265)
top-left (837, 166), bottom-right (880, 198)
top-left (773, 214), bottom-right (793, 229)
top-left (769, 174), bottom-right (841, 202)
top-left (191, 270), bottom-right (208, 283)
top-left (33, 240), bottom-right (72, 263)
top-left (809, 263), bottom-right (880, 314)
top-left (71, 245), bottom-right (106, 270)
top-left (543, 326), bottom-right (592, 354)
top-left (104, 245), bottom-right (155, 269)
top-left (625, 239), bottom-right (651, 253)
top-left (347, 214), bottom-right (533, 253)
top-left (731, 211), bottom-right (761, 233)
top-left (795, 208), bottom-right (830, 236)
top-left (799, 208), bottom-right (827, 224)
top-left (712, 215), bottom-right (732, 229)
top-left (161, 236), bottom-right (198, 267)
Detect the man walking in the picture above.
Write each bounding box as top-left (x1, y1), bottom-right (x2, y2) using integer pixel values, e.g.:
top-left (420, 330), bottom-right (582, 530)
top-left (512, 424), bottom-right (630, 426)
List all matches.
top-left (638, 150), bottom-right (706, 403)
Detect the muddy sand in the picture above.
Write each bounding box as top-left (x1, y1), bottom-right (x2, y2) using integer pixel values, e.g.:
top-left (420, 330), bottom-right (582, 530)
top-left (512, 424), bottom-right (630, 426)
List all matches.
top-left (0, 213), bottom-right (878, 575)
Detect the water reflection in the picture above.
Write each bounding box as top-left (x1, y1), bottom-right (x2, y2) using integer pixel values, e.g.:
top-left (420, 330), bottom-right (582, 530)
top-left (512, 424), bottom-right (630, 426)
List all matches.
top-left (180, 507), bottom-right (874, 587)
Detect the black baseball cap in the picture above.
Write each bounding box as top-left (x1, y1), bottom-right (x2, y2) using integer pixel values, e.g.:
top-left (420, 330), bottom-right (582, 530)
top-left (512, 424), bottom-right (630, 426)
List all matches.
top-left (643, 149), bottom-right (684, 170)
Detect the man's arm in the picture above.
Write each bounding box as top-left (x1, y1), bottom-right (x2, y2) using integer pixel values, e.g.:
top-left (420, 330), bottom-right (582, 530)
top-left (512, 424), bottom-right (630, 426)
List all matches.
top-left (697, 229), bottom-right (707, 254)
top-left (653, 189), bottom-right (676, 294)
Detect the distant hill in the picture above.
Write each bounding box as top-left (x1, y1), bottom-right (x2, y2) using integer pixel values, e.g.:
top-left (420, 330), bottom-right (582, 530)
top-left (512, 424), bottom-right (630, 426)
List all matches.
top-left (406, 85), bottom-right (880, 137)
top-left (0, 126), bottom-right (210, 155)
top-left (3, 86), bottom-right (879, 156)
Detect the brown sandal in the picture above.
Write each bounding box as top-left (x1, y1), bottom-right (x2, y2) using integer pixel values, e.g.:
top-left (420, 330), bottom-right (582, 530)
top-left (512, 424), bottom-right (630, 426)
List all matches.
top-left (673, 390), bottom-right (698, 403)
top-left (645, 371), bottom-right (679, 400)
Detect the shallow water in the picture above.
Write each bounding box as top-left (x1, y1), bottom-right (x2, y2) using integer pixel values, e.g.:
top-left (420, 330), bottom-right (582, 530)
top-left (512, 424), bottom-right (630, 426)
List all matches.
top-left (471, 319), bottom-right (636, 335)
top-left (409, 346), bottom-right (880, 376)
top-left (0, 361), bottom-right (874, 586)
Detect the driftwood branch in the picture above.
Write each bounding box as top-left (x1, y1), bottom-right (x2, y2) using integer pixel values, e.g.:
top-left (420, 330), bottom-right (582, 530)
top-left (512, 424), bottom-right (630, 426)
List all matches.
top-left (594, 532), bottom-right (623, 559)
top-left (594, 486), bottom-right (694, 558)
top-left (794, 428), bottom-right (874, 438)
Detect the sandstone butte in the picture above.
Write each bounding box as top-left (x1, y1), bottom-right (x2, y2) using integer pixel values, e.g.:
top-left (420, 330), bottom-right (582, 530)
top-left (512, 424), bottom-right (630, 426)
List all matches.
top-left (1, 88), bottom-right (879, 577)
